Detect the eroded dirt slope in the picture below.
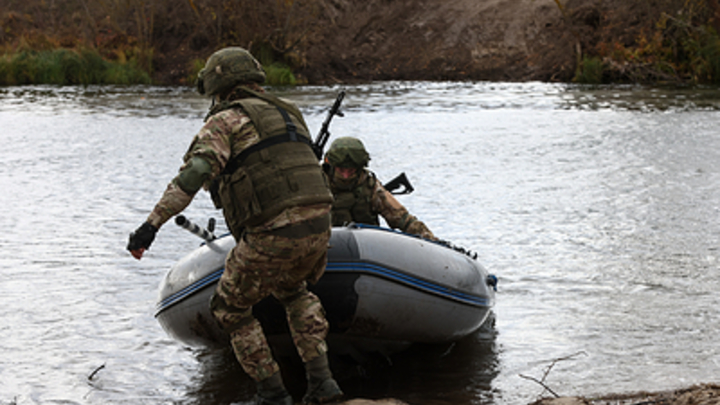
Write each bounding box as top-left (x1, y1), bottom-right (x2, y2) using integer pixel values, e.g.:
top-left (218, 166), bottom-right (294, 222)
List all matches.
top-left (298, 0), bottom-right (697, 84)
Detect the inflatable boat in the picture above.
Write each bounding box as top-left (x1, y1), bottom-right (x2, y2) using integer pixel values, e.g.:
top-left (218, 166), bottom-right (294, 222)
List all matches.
top-left (155, 220), bottom-right (497, 357)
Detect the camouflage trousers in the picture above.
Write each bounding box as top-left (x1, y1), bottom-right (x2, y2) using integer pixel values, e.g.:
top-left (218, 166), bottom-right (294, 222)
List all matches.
top-left (211, 228), bottom-right (331, 382)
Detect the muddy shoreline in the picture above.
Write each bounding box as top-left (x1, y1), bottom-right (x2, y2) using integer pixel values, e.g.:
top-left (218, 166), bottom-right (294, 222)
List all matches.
top-left (335, 383), bottom-right (720, 405)
top-left (3, 0), bottom-right (719, 85)
top-left (534, 383), bottom-right (720, 405)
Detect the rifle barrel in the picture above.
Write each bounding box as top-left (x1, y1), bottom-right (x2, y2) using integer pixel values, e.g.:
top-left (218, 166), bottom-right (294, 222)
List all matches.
top-left (313, 91), bottom-right (346, 155)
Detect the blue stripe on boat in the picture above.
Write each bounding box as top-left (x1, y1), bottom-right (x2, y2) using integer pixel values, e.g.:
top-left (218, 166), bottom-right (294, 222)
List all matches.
top-left (156, 269), bottom-right (224, 315)
top-left (326, 261), bottom-right (491, 307)
top-left (155, 261), bottom-right (490, 315)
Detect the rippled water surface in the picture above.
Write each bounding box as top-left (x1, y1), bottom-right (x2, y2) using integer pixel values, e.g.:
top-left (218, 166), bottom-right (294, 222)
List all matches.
top-left (1, 82), bottom-right (719, 405)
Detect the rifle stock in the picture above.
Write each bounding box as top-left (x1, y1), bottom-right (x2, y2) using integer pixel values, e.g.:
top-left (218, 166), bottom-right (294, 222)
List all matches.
top-left (383, 172), bottom-right (414, 195)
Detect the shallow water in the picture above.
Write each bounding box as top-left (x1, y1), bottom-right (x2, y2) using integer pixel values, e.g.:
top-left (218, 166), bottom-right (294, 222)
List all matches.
top-left (1, 82), bottom-right (719, 404)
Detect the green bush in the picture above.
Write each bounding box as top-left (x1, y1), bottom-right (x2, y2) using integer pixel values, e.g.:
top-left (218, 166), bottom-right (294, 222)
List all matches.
top-left (264, 62), bottom-right (297, 86)
top-left (697, 28), bottom-right (720, 83)
top-left (33, 48), bottom-right (85, 84)
top-left (0, 48), bottom-right (151, 86)
top-left (186, 58), bottom-right (205, 87)
top-left (104, 60), bottom-right (151, 85)
top-left (575, 56), bottom-right (604, 84)
top-left (0, 57), bottom-right (8, 84)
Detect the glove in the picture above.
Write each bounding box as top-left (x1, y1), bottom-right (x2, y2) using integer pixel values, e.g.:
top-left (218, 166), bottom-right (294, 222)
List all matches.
top-left (127, 222), bottom-right (158, 260)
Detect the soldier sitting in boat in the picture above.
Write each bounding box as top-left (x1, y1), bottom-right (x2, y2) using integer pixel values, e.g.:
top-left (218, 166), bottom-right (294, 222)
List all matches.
top-left (324, 136), bottom-right (436, 240)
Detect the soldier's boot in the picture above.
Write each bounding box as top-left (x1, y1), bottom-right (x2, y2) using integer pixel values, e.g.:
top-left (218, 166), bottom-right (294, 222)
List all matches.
top-left (255, 372), bottom-right (294, 405)
top-left (302, 353), bottom-right (343, 404)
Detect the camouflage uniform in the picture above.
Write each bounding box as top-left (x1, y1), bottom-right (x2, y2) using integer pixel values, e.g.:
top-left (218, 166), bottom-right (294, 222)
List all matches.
top-left (130, 47), bottom-right (342, 404)
top-left (211, 229), bottom-right (330, 380)
top-left (328, 168), bottom-right (436, 240)
top-left (145, 90), bottom-right (333, 382)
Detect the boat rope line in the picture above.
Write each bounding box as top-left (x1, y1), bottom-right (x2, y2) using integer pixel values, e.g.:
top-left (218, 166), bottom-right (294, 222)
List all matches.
top-left (347, 223), bottom-right (480, 259)
top-left (326, 261), bottom-right (491, 308)
top-left (155, 268), bottom-right (224, 316)
top-left (156, 260), bottom-right (491, 315)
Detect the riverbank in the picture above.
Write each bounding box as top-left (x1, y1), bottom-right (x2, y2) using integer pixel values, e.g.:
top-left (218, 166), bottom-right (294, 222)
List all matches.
top-left (2, 0), bottom-right (719, 85)
top-left (534, 383), bottom-right (720, 405)
top-left (337, 383), bottom-right (720, 405)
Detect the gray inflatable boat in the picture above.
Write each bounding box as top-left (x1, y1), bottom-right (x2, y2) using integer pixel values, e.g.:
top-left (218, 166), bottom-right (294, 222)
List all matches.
top-left (155, 223), bottom-right (497, 357)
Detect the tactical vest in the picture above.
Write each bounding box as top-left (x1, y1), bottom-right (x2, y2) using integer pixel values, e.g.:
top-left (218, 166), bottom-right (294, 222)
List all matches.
top-left (209, 91), bottom-right (333, 237)
top-left (330, 171), bottom-right (380, 226)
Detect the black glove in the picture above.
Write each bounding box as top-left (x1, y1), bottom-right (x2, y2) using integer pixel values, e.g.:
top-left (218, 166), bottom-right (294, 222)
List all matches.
top-left (127, 222), bottom-right (158, 253)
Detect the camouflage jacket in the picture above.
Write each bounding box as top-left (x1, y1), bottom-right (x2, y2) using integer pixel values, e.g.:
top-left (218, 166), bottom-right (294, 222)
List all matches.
top-left (328, 168), bottom-right (436, 240)
top-left (147, 99), bottom-right (330, 232)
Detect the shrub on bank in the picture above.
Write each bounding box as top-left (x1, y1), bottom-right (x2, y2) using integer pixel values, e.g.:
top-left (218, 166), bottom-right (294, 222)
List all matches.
top-left (0, 48), bottom-right (151, 86)
top-left (573, 5), bottom-right (720, 85)
top-left (575, 57), bottom-right (604, 84)
top-left (264, 63), bottom-right (297, 86)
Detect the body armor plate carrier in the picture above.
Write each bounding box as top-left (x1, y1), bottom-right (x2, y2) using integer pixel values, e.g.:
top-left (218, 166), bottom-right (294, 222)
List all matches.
top-left (210, 90), bottom-right (333, 238)
top-left (330, 172), bottom-right (380, 227)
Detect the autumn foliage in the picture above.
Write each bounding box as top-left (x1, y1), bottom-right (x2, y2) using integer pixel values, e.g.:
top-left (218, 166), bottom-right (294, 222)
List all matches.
top-left (1, 0), bottom-right (322, 85)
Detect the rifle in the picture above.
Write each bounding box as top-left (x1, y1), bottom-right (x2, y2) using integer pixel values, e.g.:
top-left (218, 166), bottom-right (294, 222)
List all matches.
top-left (313, 90), bottom-right (346, 160)
top-left (383, 172), bottom-right (414, 195)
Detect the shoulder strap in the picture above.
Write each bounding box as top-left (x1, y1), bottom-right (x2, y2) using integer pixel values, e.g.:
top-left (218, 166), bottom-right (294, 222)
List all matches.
top-left (223, 105), bottom-right (313, 174)
top-left (236, 86), bottom-right (308, 128)
top-left (203, 85), bottom-right (307, 128)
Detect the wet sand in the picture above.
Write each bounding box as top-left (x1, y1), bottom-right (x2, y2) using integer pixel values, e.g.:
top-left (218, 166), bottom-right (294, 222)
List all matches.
top-left (336, 383), bottom-right (720, 405)
top-left (532, 383), bottom-right (720, 405)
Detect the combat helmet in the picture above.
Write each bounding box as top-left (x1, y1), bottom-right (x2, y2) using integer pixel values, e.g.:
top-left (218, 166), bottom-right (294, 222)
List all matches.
top-left (326, 137), bottom-right (370, 168)
top-left (196, 47), bottom-right (266, 96)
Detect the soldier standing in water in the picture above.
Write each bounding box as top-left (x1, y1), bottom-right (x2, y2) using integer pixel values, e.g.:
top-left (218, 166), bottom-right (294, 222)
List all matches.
top-left (127, 47), bottom-right (343, 405)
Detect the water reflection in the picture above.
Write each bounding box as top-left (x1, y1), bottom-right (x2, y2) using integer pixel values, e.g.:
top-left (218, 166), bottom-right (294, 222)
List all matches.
top-left (184, 348), bottom-right (254, 405)
top-left (2, 82), bottom-right (720, 405)
top-left (0, 85), bottom-right (207, 118)
top-left (5, 83), bottom-right (720, 120)
top-left (183, 316), bottom-right (499, 405)
top-left (560, 84), bottom-right (720, 111)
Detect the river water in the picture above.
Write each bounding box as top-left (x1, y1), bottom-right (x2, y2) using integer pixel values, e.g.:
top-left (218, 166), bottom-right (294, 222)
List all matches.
top-left (1, 82), bottom-right (719, 405)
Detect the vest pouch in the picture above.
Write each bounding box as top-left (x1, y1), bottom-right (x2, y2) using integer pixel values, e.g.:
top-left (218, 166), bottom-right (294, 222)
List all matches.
top-left (331, 191), bottom-right (356, 226)
top-left (351, 188), bottom-right (378, 225)
top-left (330, 174), bottom-right (379, 226)
top-left (216, 167), bottom-right (261, 238)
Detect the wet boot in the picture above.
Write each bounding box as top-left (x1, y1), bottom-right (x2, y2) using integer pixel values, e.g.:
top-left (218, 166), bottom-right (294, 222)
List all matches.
top-left (255, 372), bottom-right (294, 405)
top-left (302, 353), bottom-right (343, 404)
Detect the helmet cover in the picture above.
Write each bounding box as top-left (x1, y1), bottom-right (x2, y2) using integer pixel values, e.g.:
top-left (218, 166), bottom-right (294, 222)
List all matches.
top-left (326, 137), bottom-right (370, 168)
top-left (197, 47), bottom-right (266, 96)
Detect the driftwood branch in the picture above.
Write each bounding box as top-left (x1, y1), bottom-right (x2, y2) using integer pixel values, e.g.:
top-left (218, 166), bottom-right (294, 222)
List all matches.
top-left (520, 373), bottom-right (561, 398)
top-left (520, 351), bottom-right (588, 399)
top-left (88, 363), bottom-right (106, 380)
top-left (603, 58), bottom-right (681, 84)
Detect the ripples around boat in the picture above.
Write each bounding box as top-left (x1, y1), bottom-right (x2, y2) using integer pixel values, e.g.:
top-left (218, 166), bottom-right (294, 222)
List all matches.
top-left (1, 82), bottom-right (719, 404)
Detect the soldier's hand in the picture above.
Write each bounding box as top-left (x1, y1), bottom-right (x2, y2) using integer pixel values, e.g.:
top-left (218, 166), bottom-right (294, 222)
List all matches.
top-left (127, 222), bottom-right (158, 260)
